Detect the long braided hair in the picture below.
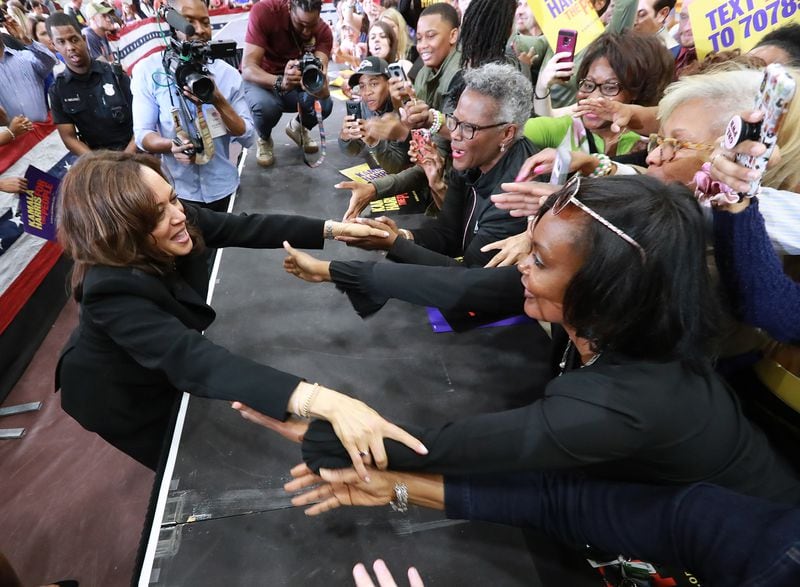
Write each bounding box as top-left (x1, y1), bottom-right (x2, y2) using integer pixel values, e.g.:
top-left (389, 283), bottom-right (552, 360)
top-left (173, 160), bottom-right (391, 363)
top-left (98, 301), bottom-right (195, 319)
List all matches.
top-left (458, 0), bottom-right (516, 69)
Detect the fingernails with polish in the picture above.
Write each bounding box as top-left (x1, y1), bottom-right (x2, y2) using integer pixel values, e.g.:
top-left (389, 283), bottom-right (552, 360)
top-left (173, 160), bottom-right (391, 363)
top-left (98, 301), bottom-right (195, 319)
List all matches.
top-left (533, 165), bottom-right (546, 175)
top-left (382, 232), bottom-right (390, 237)
top-left (514, 172), bottom-right (526, 182)
top-left (419, 444), bottom-right (429, 454)
top-left (364, 476), bottom-right (371, 483)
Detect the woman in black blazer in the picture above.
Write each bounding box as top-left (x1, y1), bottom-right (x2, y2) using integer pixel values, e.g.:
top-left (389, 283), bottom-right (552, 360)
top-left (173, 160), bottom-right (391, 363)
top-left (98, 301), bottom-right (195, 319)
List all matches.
top-left (55, 150), bottom-right (426, 472)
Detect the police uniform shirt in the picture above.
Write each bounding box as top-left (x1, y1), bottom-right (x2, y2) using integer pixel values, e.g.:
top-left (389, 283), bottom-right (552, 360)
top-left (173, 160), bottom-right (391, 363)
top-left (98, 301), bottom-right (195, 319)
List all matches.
top-left (49, 60), bottom-right (133, 151)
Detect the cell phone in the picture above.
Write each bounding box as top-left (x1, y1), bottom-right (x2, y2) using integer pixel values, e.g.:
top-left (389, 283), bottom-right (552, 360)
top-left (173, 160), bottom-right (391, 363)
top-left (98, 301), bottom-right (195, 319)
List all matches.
top-left (723, 63), bottom-right (796, 197)
top-left (345, 99), bottom-right (362, 120)
top-left (411, 128), bottom-right (432, 153)
top-left (388, 62), bottom-right (407, 82)
top-left (556, 29), bottom-right (577, 64)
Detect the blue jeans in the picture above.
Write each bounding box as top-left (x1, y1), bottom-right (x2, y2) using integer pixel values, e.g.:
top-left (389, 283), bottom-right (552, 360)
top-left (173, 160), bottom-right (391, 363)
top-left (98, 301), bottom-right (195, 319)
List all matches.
top-left (243, 81), bottom-right (333, 139)
top-left (445, 473), bottom-right (800, 587)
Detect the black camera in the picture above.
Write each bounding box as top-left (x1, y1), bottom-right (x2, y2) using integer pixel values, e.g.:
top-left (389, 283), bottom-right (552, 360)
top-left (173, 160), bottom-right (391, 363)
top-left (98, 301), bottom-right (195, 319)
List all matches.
top-left (299, 52), bottom-right (325, 95)
top-left (163, 39), bottom-right (236, 103)
top-left (160, 7), bottom-right (236, 104)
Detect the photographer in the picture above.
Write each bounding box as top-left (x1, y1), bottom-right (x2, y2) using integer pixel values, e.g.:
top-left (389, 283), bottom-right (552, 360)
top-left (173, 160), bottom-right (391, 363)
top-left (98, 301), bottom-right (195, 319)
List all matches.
top-left (131, 0), bottom-right (253, 212)
top-left (47, 12), bottom-right (135, 155)
top-left (241, 0), bottom-right (334, 167)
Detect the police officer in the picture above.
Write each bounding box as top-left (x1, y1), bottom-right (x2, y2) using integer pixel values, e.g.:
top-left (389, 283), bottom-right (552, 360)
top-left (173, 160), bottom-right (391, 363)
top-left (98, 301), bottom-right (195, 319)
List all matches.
top-left (46, 12), bottom-right (135, 155)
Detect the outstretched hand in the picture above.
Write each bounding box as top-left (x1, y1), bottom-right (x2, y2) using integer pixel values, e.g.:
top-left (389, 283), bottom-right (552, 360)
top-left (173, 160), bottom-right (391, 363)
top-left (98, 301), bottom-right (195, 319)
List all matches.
top-left (354, 560), bottom-right (425, 587)
top-left (335, 217), bottom-right (399, 250)
top-left (491, 182), bottom-right (560, 217)
top-left (480, 230), bottom-right (533, 268)
top-left (231, 402), bottom-right (309, 443)
top-left (337, 180), bottom-right (378, 221)
top-left (283, 242), bottom-right (331, 283)
top-left (572, 96), bottom-right (631, 134)
top-left (284, 462), bottom-right (394, 515)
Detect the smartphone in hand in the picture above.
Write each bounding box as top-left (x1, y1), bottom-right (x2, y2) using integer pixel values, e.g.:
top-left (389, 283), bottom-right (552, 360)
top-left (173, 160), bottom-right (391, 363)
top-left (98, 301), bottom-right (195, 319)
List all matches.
top-left (723, 63), bottom-right (796, 196)
top-left (556, 29), bottom-right (578, 64)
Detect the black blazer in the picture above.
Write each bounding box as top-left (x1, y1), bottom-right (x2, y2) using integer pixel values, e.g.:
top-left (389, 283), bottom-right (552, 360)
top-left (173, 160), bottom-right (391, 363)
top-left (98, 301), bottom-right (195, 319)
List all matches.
top-left (56, 206), bottom-right (325, 468)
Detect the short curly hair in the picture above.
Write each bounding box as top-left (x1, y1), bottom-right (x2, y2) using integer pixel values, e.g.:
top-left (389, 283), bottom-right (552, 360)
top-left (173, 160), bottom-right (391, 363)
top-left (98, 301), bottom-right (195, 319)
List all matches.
top-left (462, 62), bottom-right (533, 137)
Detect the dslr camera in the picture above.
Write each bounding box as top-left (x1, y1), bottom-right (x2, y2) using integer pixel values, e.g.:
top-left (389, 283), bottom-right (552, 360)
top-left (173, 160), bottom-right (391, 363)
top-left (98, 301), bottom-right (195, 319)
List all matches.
top-left (160, 7), bottom-right (237, 104)
top-left (298, 52), bottom-right (325, 95)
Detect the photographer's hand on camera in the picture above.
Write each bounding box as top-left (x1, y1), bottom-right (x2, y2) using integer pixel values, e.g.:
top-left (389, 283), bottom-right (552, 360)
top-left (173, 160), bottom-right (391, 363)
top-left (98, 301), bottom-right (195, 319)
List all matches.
top-left (171, 134), bottom-right (196, 164)
top-left (282, 59), bottom-right (302, 92)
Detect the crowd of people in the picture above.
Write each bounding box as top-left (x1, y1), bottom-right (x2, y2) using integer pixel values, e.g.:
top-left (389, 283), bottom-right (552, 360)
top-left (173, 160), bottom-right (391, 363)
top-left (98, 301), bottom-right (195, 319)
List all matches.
top-left (1, 0), bottom-right (799, 584)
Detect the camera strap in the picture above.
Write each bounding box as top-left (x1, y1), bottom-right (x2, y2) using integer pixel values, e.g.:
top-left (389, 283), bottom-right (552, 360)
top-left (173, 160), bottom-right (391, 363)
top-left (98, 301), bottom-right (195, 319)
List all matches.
top-left (297, 100), bottom-right (326, 168)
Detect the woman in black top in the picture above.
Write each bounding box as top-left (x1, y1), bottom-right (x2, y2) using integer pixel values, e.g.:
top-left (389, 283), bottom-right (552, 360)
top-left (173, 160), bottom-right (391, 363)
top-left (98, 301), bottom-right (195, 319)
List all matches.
top-left (279, 175), bottom-right (800, 503)
top-left (55, 151), bottom-right (426, 472)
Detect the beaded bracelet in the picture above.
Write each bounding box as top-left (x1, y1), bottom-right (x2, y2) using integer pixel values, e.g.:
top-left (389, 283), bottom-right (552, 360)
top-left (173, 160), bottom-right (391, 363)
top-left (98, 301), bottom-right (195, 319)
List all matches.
top-left (301, 383), bottom-right (320, 418)
top-left (589, 153), bottom-right (613, 177)
top-left (324, 220), bottom-right (335, 239)
top-left (429, 109), bottom-right (443, 135)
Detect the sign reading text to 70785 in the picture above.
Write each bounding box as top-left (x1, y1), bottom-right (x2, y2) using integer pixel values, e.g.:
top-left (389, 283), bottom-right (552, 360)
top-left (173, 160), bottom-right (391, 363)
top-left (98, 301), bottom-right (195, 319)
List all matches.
top-left (690, 0), bottom-right (800, 59)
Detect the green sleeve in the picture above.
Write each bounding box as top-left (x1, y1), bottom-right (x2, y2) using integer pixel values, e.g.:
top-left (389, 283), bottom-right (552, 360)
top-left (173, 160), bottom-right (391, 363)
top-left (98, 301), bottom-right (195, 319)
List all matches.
top-left (523, 115), bottom-right (573, 149)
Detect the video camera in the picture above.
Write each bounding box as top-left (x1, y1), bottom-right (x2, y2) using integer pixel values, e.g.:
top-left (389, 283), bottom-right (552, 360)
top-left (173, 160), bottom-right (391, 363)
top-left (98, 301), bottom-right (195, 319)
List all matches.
top-left (299, 52), bottom-right (325, 95)
top-left (159, 6), bottom-right (237, 104)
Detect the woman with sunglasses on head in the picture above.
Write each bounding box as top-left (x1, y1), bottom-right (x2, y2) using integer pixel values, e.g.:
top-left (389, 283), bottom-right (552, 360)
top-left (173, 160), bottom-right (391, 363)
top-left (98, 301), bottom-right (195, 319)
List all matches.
top-left (335, 62), bottom-right (537, 269)
top-left (55, 151), bottom-right (427, 474)
top-left (278, 175), bottom-right (800, 504)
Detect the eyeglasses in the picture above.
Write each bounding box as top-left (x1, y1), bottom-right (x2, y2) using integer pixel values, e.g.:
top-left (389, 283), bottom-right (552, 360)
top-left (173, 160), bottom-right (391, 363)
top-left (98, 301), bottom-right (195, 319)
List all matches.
top-left (551, 176), bottom-right (647, 263)
top-left (578, 78), bottom-right (623, 97)
top-left (445, 113), bottom-right (508, 140)
top-left (647, 133), bottom-right (716, 163)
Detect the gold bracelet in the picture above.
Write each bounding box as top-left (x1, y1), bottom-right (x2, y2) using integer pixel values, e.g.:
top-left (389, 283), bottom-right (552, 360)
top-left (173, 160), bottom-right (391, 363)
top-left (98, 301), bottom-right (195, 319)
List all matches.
top-left (301, 383), bottom-right (321, 418)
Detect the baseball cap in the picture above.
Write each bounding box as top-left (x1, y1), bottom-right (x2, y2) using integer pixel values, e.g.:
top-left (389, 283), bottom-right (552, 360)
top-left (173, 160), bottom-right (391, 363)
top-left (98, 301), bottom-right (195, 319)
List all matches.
top-left (348, 56), bottom-right (390, 87)
top-left (85, 1), bottom-right (113, 20)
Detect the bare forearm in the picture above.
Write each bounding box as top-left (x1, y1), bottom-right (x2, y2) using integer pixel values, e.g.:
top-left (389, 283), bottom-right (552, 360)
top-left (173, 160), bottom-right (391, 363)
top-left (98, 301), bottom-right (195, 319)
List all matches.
top-left (212, 96), bottom-right (246, 137)
top-left (142, 131), bottom-right (175, 154)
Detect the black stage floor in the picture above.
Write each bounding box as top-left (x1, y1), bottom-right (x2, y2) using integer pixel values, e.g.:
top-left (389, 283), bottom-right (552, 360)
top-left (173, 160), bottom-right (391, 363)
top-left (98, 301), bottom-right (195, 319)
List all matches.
top-left (138, 99), bottom-right (599, 586)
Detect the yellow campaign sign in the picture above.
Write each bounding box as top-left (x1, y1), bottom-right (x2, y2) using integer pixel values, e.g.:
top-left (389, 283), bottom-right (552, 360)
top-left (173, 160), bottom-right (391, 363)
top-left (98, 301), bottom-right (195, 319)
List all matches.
top-left (528, 0), bottom-right (605, 54)
top-left (689, 0), bottom-right (800, 59)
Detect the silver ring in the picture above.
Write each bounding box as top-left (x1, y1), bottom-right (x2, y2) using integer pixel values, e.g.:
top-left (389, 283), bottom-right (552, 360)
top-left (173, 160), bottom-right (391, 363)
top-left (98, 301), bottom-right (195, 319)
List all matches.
top-left (358, 450), bottom-right (368, 457)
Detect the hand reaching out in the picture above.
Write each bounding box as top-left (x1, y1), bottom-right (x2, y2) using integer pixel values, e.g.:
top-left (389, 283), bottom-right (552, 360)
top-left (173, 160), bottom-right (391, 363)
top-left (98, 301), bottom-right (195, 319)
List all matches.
top-left (354, 560), bottom-right (425, 587)
top-left (0, 177), bottom-right (28, 193)
top-left (491, 181), bottom-right (560, 217)
top-left (337, 180), bottom-right (378, 221)
top-left (284, 462), bottom-right (395, 515)
top-left (232, 402), bottom-right (309, 443)
top-left (480, 230), bottom-right (533, 268)
top-left (513, 148), bottom-right (558, 182)
top-left (335, 217), bottom-right (399, 250)
top-left (283, 242), bottom-right (332, 282)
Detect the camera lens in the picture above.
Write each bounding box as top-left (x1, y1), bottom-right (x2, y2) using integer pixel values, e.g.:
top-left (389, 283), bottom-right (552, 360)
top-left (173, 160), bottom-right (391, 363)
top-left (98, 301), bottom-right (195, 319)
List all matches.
top-left (302, 67), bottom-right (324, 94)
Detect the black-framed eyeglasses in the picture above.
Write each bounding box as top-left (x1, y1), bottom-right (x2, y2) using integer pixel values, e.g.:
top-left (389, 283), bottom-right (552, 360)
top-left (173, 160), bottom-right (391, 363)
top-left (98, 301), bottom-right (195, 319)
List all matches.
top-left (578, 78), bottom-right (623, 97)
top-left (647, 133), bottom-right (716, 163)
top-left (445, 113), bottom-right (509, 140)
top-left (551, 176), bottom-right (647, 263)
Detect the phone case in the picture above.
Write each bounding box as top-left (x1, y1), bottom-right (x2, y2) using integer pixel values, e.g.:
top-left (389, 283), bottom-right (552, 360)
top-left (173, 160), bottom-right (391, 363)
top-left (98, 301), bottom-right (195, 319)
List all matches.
top-left (345, 99), bottom-right (362, 120)
top-left (735, 63), bottom-right (796, 196)
top-left (388, 62), bottom-right (407, 81)
top-left (411, 128), bottom-right (432, 153)
top-left (556, 29), bottom-right (577, 63)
